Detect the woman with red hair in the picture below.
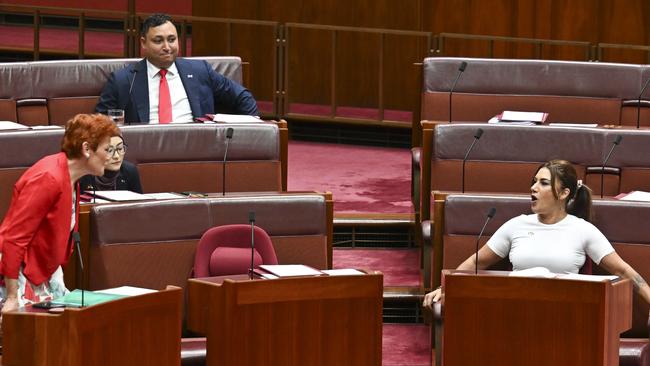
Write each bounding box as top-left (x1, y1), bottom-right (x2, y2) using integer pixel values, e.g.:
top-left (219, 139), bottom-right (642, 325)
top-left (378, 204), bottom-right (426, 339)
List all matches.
top-left (0, 114), bottom-right (120, 314)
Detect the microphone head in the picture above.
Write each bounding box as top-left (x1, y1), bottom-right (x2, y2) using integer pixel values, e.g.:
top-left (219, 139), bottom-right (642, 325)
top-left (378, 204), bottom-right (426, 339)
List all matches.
top-left (248, 211), bottom-right (255, 223)
top-left (226, 127), bottom-right (234, 139)
top-left (72, 231), bottom-right (81, 243)
top-left (614, 135), bottom-right (622, 145)
top-left (459, 61), bottom-right (468, 72)
top-left (487, 207), bottom-right (496, 218)
top-left (474, 128), bottom-right (484, 139)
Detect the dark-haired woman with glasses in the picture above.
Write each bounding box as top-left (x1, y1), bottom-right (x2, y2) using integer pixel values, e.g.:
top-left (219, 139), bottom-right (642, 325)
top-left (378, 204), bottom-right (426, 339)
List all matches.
top-left (80, 135), bottom-right (142, 194)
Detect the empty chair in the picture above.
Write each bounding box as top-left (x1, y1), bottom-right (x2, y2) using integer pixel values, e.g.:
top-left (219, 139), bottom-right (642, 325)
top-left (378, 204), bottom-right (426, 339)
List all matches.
top-left (193, 224), bottom-right (278, 277)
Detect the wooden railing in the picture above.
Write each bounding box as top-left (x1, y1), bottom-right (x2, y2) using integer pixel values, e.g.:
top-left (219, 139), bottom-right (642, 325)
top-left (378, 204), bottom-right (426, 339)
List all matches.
top-left (2, 4), bottom-right (650, 132)
top-left (436, 32), bottom-right (592, 61)
top-left (283, 23), bottom-right (434, 127)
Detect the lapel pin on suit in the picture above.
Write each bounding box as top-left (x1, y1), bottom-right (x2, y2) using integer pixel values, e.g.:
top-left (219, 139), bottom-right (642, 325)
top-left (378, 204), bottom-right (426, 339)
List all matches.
top-left (187, 74), bottom-right (193, 78)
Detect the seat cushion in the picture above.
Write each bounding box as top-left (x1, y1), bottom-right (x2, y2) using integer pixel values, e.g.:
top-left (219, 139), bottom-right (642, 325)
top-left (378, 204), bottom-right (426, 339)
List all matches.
top-left (181, 337), bottom-right (206, 366)
top-left (209, 247), bottom-right (263, 276)
top-left (620, 338), bottom-right (650, 366)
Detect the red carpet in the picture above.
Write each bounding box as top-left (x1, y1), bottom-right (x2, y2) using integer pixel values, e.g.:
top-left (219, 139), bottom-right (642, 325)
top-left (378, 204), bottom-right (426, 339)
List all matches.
top-left (333, 248), bottom-right (420, 287)
top-left (382, 324), bottom-right (431, 366)
top-left (288, 140), bottom-right (412, 214)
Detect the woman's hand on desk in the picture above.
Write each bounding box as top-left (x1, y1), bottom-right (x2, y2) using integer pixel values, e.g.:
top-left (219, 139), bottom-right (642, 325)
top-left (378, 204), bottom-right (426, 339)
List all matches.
top-left (423, 287), bottom-right (442, 310)
top-left (1, 296), bottom-right (18, 314)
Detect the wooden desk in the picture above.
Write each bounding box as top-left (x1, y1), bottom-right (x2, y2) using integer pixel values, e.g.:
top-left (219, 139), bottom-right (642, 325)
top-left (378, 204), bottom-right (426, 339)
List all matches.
top-left (440, 270), bottom-right (632, 366)
top-left (187, 272), bottom-right (383, 365)
top-left (2, 286), bottom-right (183, 366)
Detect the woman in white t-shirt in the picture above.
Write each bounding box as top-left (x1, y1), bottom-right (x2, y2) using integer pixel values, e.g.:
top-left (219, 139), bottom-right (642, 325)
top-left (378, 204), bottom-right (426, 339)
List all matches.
top-left (423, 159), bottom-right (650, 308)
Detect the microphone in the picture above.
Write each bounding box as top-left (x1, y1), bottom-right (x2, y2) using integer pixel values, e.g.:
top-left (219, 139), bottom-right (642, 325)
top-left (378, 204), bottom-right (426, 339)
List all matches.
top-left (72, 232), bottom-right (85, 308)
top-left (474, 207), bottom-right (496, 275)
top-left (600, 134), bottom-right (623, 198)
top-left (124, 65), bottom-right (138, 125)
top-left (461, 128), bottom-right (484, 193)
top-left (248, 211), bottom-right (256, 279)
top-left (449, 61), bottom-right (468, 123)
top-left (222, 127), bottom-right (234, 196)
top-left (637, 78), bottom-right (650, 129)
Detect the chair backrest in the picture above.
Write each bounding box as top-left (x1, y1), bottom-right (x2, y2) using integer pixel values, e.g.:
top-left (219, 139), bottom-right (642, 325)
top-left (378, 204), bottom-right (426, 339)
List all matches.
top-left (193, 224), bottom-right (278, 277)
top-left (0, 56), bottom-right (243, 126)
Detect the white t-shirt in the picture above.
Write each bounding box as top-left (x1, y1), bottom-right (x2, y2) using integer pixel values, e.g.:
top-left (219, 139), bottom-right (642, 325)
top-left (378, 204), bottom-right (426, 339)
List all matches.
top-left (487, 214), bottom-right (614, 274)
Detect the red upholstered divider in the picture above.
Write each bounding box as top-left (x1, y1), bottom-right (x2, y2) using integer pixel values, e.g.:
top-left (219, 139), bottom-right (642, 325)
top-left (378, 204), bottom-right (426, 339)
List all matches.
top-left (4, 1), bottom-right (191, 15)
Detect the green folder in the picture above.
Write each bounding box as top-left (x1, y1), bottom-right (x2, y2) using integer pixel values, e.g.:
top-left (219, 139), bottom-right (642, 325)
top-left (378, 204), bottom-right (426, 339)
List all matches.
top-left (51, 289), bottom-right (126, 307)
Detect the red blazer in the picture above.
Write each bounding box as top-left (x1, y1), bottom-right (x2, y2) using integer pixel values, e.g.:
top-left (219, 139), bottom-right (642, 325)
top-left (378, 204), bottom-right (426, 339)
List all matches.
top-left (0, 152), bottom-right (79, 286)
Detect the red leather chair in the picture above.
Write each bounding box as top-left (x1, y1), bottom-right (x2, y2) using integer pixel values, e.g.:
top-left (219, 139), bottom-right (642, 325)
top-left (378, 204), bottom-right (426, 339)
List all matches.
top-left (193, 224), bottom-right (278, 277)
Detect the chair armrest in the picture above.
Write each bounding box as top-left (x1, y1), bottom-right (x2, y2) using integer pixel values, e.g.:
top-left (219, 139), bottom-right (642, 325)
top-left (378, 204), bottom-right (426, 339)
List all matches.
top-left (411, 147), bottom-right (422, 215)
top-left (411, 147), bottom-right (421, 167)
top-left (421, 219), bottom-right (432, 288)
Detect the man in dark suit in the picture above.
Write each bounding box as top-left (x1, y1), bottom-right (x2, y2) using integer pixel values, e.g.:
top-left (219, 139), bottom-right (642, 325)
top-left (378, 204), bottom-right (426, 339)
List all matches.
top-left (95, 13), bottom-right (258, 123)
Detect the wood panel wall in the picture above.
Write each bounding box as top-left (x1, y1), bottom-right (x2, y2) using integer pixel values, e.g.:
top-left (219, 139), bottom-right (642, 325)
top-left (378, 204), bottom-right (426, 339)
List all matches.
top-left (192, 0), bottom-right (650, 117)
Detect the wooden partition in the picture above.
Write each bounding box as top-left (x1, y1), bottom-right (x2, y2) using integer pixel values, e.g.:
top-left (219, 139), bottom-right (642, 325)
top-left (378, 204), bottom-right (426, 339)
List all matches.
top-left (2, 286), bottom-right (183, 366)
top-left (64, 192), bottom-right (334, 291)
top-left (188, 272), bottom-right (383, 365)
top-left (440, 270), bottom-right (632, 366)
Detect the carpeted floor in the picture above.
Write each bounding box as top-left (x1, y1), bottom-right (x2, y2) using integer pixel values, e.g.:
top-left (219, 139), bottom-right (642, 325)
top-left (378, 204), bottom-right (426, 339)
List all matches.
top-left (288, 140), bottom-right (412, 214)
top-left (333, 248), bottom-right (420, 287)
top-left (382, 324), bottom-right (431, 366)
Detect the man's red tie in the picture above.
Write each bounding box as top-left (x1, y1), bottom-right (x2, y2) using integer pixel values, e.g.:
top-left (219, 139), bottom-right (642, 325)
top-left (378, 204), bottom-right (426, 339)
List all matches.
top-left (158, 69), bottom-right (172, 123)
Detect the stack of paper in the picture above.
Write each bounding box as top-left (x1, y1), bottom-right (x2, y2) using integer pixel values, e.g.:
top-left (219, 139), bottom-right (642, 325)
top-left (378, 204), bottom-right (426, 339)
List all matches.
top-left (0, 121), bottom-right (29, 131)
top-left (488, 111), bottom-right (548, 125)
top-left (213, 113), bottom-right (262, 123)
top-left (619, 191), bottom-right (650, 202)
top-left (259, 264), bottom-right (323, 277)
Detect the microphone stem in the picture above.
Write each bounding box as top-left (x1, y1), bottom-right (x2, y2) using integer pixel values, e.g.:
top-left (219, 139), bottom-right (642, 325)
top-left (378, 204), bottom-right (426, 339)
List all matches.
top-left (461, 138), bottom-right (479, 193)
top-left (222, 139), bottom-right (231, 196)
top-left (637, 96), bottom-right (642, 129)
top-left (249, 220), bottom-right (255, 279)
top-left (448, 72), bottom-right (463, 124)
top-left (600, 144), bottom-right (617, 199)
top-left (475, 217), bottom-right (492, 275)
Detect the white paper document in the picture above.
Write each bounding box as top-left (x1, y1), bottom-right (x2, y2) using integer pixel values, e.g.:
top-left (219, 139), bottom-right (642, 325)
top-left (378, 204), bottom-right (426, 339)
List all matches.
top-left (509, 267), bottom-right (556, 278)
top-left (556, 273), bottom-right (619, 282)
top-left (144, 192), bottom-right (186, 200)
top-left (548, 123), bottom-right (599, 128)
top-left (321, 269), bottom-right (365, 276)
top-left (500, 111), bottom-right (547, 123)
top-left (213, 113), bottom-right (262, 123)
top-left (91, 190), bottom-right (153, 201)
top-left (509, 267), bottom-right (618, 282)
top-left (259, 264), bottom-right (323, 277)
top-left (0, 121), bottom-right (29, 130)
top-left (619, 191), bottom-right (650, 202)
top-left (94, 286), bottom-right (156, 296)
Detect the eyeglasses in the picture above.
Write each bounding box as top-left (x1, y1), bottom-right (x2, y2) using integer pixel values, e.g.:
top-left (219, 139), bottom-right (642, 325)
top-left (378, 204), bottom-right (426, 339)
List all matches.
top-left (105, 144), bottom-right (127, 156)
